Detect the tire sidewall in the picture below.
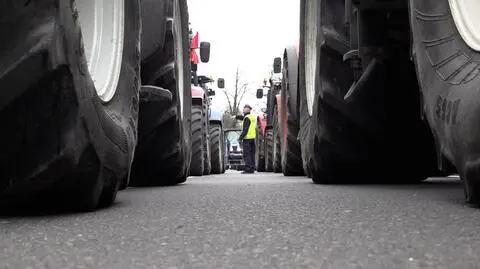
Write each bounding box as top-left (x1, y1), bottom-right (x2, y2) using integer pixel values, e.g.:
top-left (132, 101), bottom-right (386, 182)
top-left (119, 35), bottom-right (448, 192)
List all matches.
top-left (410, 0), bottom-right (480, 170)
top-left (298, 0), bottom-right (320, 176)
top-left (60, 1), bottom-right (140, 179)
top-left (281, 46), bottom-right (301, 172)
top-left (210, 124), bottom-right (224, 174)
top-left (174, 0), bottom-right (192, 174)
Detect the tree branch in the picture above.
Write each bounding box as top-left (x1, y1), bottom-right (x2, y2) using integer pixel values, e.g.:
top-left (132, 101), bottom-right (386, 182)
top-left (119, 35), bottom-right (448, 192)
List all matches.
top-left (237, 88), bottom-right (249, 109)
top-left (222, 90), bottom-right (234, 115)
top-left (221, 65), bottom-right (252, 116)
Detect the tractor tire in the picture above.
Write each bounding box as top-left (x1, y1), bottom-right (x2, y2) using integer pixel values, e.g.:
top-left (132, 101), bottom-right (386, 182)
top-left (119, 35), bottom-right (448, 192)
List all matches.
top-left (189, 105), bottom-right (204, 176)
top-left (255, 126), bottom-right (266, 172)
top-left (0, 0), bottom-right (140, 211)
top-left (210, 123), bottom-right (224, 174)
top-left (203, 107), bottom-right (211, 175)
top-left (272, 105), bottom-right (282, 173)
top-left (131, 0), bottom-right (191, 186)
top-left (265, 129), bottom-right (274, 172)
top-left (281, 47), bottom-right (304, 176)
top-left (410, 0), bottom-right (479, 203)
top-left (298, 0), bottom-right (440, 184)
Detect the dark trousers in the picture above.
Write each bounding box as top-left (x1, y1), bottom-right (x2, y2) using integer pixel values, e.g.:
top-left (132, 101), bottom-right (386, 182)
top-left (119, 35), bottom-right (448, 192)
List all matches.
top-left (242, 139), bottom-right (256, 172)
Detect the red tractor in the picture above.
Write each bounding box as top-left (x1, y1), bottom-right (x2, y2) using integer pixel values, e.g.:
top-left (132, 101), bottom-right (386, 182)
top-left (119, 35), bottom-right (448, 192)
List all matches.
top-left (188, 31), bottom-right (225, 176)
top-left (256, 47), bottom-right (304, 176)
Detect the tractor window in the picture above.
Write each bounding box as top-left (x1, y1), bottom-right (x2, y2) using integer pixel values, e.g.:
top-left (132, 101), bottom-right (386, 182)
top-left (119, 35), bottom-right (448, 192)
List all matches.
top-left (226, 131), bottom-right (241, 142)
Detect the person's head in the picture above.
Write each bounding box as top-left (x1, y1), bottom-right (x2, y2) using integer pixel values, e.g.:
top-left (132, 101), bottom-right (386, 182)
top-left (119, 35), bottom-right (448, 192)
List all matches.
top-left (243, 104), bottom-right (252, 114)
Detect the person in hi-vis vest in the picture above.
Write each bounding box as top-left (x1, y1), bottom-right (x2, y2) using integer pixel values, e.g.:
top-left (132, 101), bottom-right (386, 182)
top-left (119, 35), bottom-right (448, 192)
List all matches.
top-left (234, 104), bottom-right (256, 173)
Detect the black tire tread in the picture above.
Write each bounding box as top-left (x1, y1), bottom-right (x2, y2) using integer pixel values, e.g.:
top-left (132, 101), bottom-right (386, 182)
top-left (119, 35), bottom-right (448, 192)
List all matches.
top-left (203, 106), bottom-right (211, 175)
top-left (209, 124), bottom-right (224, 174)
top-left (281, 48), bottom-right (304, 176)
top-left (131, 0), bottom-right (191, 186)
top-left (255, 126), bottom-right (266, 172)
top-left (190, 105), bottom-right (204, 176)
top-left (0, 1), bottom-right (140, 210)
top-left (265, 129), bottom-right (274, 172)
top-left (273, 105), bottom-right (282, 173)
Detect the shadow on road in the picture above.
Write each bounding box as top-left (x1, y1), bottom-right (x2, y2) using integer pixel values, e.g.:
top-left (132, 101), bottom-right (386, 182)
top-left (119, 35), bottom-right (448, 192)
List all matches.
top-left (310, 177), bottom-right (467, 206)
top-left (0, 183), bottom-right (188, 218)
top-left (305, 175), bottom-right (460, 187)
top-left (0, 176), bottom-right (466, 218)
top-left (336, 178), bottom-right (460, 188)
top-left (0, 196), bottom-right (128, 219)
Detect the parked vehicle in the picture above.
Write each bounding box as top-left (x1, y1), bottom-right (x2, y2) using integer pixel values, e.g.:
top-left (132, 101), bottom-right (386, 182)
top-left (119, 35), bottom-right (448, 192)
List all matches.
top-left (0, 0), bottom-right (193, 211)
top-left (224, 129), bottom-right (245, 171)
top-left (190, 75), bottom-right (225, 176)
top-left (190, 75), bottom-right (213, 176)
top-left (256, 76), bottom-right (281, 173)
top-left (256, 50), bottom-right (305, 176)
top-left (296, 1), bottom-right (467, 194)
top-left (188, 32), bottom-right (225, 176)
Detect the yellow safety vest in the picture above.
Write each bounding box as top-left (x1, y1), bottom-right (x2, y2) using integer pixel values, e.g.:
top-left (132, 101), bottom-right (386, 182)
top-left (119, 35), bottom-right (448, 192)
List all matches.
top-left (243, 114), bottom-right (256, 139)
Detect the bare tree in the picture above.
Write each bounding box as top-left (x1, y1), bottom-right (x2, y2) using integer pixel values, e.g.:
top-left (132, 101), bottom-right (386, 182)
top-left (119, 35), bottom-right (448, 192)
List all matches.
top-left (222, 66), bottom-right (249, 117)
top-left (222, 105), bottom-right (237, 129)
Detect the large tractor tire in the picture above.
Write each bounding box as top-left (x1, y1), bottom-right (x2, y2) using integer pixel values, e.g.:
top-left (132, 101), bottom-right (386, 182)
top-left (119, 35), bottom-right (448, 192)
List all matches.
top-left (255, 126), bottom-right (266, 172)
top-left (131, 0), bottom-right (191, 186)
top-left (272, 105), bottom-right (282, 173)
top-left (189, 105), bottom-right (204, 176)
top-left (265, 129), bottom-right (274, 172)
top-left (0, 0), bottom-right (140, 211)
top-left (298, 0), bottom-right (440, 184)
top-left (203, 107), bottom-right (211, 175)
top-left (280, 47), bottom-right (304, 176)
top-left (410, 0), bottom-right (479, 203)
top-left (209, 123), bottom-right (224, 174)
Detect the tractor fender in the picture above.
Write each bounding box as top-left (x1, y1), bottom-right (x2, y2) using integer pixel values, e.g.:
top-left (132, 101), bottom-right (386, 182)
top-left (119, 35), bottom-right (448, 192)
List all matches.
top-left (191, 86), bottom-right (205, 106)
top-left (257, 113), bottom-right (267, 136)
top-left (283, 45), bottom-right (299, 120)
top-left (209, 108), bottom-right (222, 125)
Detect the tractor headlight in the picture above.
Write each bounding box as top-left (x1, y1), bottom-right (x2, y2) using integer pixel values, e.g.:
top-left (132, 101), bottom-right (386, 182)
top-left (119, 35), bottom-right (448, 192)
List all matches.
top-left (230, 145), bottom-right (242, 153)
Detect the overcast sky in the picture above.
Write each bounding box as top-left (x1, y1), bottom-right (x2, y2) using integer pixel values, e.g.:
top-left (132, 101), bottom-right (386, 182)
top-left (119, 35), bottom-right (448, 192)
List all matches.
top-left (187, 0), bottom-right (299, 112)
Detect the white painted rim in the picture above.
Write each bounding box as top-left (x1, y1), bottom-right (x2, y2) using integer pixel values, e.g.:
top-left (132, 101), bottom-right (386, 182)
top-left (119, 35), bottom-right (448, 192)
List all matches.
top-left (449, 0), bottom-right (480, 52)
top-left (304, 0), bottom-right (319, 116)
top-left (173, 0), bottom-right (185, 120)
top-left (76, 0), bottom-right (125, 103)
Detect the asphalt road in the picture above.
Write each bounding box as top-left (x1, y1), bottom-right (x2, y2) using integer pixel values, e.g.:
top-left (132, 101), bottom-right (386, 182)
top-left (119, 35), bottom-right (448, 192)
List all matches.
top-left (1, 171), bottom-right (479, 269)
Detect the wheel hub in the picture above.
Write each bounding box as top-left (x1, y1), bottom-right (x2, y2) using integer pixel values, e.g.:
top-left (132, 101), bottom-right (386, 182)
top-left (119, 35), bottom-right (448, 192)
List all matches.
top-left (449, 0), bottom-right (480, 51)
top-left (76, 0), bottom-right (125, 103)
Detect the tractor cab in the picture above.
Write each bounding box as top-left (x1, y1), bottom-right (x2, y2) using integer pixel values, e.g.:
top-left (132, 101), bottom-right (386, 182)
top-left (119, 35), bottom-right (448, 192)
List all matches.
top-left (224, 128), bottom-right (244, 170)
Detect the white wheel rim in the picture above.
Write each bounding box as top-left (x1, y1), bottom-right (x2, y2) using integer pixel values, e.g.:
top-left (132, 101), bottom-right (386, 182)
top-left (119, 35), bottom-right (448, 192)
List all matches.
top-left (76, 0), bottom-right (125, 103)
top-left (173, 0), bottom-right (185, 119)
top-left (449, 0), bottom-right (480, 52)
top-left (304, 0), bottom-right (320, 115)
